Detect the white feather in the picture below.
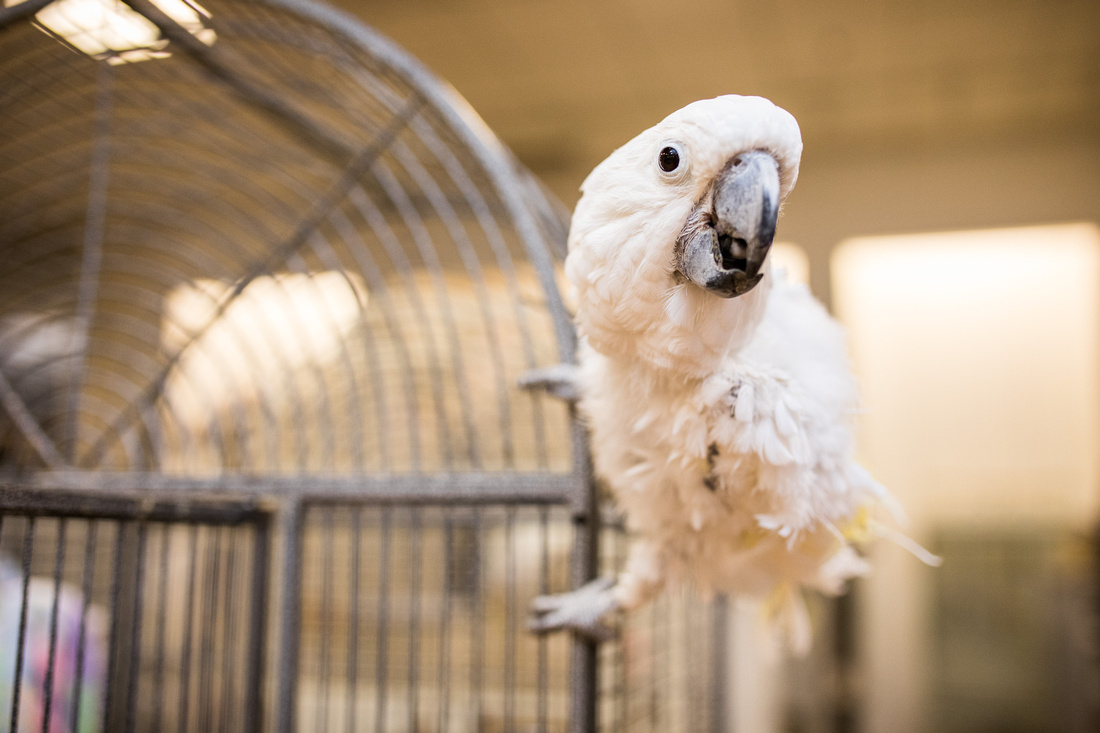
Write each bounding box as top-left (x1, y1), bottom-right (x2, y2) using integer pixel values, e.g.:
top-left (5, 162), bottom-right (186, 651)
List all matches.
top-left (566, 96), bottom-right (907, 647)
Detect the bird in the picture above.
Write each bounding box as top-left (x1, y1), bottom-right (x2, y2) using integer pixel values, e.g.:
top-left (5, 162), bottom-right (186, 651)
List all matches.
top-left (524, 95), bottom-right (927, 649)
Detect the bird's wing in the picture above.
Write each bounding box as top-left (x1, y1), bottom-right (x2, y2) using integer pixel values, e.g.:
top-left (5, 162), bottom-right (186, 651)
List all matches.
top-left (701, 275), bottom-right (879, 535)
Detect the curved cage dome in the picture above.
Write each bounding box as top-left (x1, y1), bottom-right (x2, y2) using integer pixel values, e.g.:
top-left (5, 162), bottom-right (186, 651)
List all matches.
top-left (0, 8), bottom-right (736, 732)
top-left (0, 0), bottom-right (577, 481)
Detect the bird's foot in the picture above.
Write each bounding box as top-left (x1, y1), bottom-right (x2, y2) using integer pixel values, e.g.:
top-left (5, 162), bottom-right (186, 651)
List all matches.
top-left (528, 576), bottom-right (621, 642)
top-left (517, 363), bottom-right (581, 403)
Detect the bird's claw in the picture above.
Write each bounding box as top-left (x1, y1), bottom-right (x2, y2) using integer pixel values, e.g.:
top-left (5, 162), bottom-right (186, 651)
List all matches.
top-left (517, 363), bottom-right (581, 403)
top-left (527, 576), bottom-right (621, 642)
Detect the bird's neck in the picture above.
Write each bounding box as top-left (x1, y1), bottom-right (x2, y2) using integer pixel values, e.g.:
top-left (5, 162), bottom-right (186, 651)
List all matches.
top-left (580, 273), bottom-right (771, 380)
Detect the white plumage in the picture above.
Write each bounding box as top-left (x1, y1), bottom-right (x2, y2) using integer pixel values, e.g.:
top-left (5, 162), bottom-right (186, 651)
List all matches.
top-left (532, 95), bottom-right (902, 648)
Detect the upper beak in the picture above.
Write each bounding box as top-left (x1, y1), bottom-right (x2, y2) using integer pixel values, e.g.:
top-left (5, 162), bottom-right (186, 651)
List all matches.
top-left (676, 150), bottom-right (780, 298)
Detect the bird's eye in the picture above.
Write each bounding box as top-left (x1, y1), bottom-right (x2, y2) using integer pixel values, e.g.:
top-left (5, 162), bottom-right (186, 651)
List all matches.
top-left (658, 146), bottom-right (681, 173)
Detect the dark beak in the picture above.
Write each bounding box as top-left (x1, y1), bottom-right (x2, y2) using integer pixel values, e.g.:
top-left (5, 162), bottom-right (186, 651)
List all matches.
top-left (675, 150), bottom-right (780, 298)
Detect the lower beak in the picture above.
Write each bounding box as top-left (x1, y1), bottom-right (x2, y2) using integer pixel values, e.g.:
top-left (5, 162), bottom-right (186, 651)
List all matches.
top-left (676, 151), bottom-right (780, 298)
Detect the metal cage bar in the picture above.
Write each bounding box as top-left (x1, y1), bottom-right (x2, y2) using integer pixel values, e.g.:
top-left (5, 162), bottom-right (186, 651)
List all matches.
top-left (0, 489), bottom-right (272, 733)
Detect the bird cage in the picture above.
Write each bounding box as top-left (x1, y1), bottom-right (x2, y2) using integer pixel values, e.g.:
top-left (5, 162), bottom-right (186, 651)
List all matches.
top-left (0, 0), bottom-right (728, 730)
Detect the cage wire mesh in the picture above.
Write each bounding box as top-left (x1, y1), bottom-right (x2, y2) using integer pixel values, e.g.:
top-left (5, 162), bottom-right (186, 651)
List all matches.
top-left (297, 504), bottom-right (577, 733)
top-left (0, 0), bottom-right (730, 730)
top-left (596, 516), bottom-right (725, 733)
top-left (0, 498), bottom-right (269, 733)
top-left (0, 0), bottom-right (575, 476)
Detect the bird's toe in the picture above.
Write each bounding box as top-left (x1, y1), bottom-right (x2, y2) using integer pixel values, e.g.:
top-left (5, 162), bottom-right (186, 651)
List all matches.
top-left (526, 576), bottom-right (621, 642)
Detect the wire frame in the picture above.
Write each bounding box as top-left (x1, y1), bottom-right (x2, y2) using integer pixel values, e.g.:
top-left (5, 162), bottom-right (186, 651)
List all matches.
top-left (597, 519), bottom-right (726, 733)
top-left (296, 503), bottom-right (576, 733)
top-left (0, 0), bottom-right (576, 481)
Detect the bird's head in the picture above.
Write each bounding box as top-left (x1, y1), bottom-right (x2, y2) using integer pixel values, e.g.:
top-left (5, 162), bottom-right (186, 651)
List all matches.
top-left (566, 96), bottom-right (802, 374)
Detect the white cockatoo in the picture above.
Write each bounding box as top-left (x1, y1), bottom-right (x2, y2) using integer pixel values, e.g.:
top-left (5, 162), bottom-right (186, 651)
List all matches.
top-left (525, 95), bottom-right (920, 648)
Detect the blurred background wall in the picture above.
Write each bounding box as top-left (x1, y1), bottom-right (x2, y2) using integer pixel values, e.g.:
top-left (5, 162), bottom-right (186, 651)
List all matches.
top-left (326, 1), bottom-right (1100, 731)
top-left (333, 0), bottom-right (1099, 302)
